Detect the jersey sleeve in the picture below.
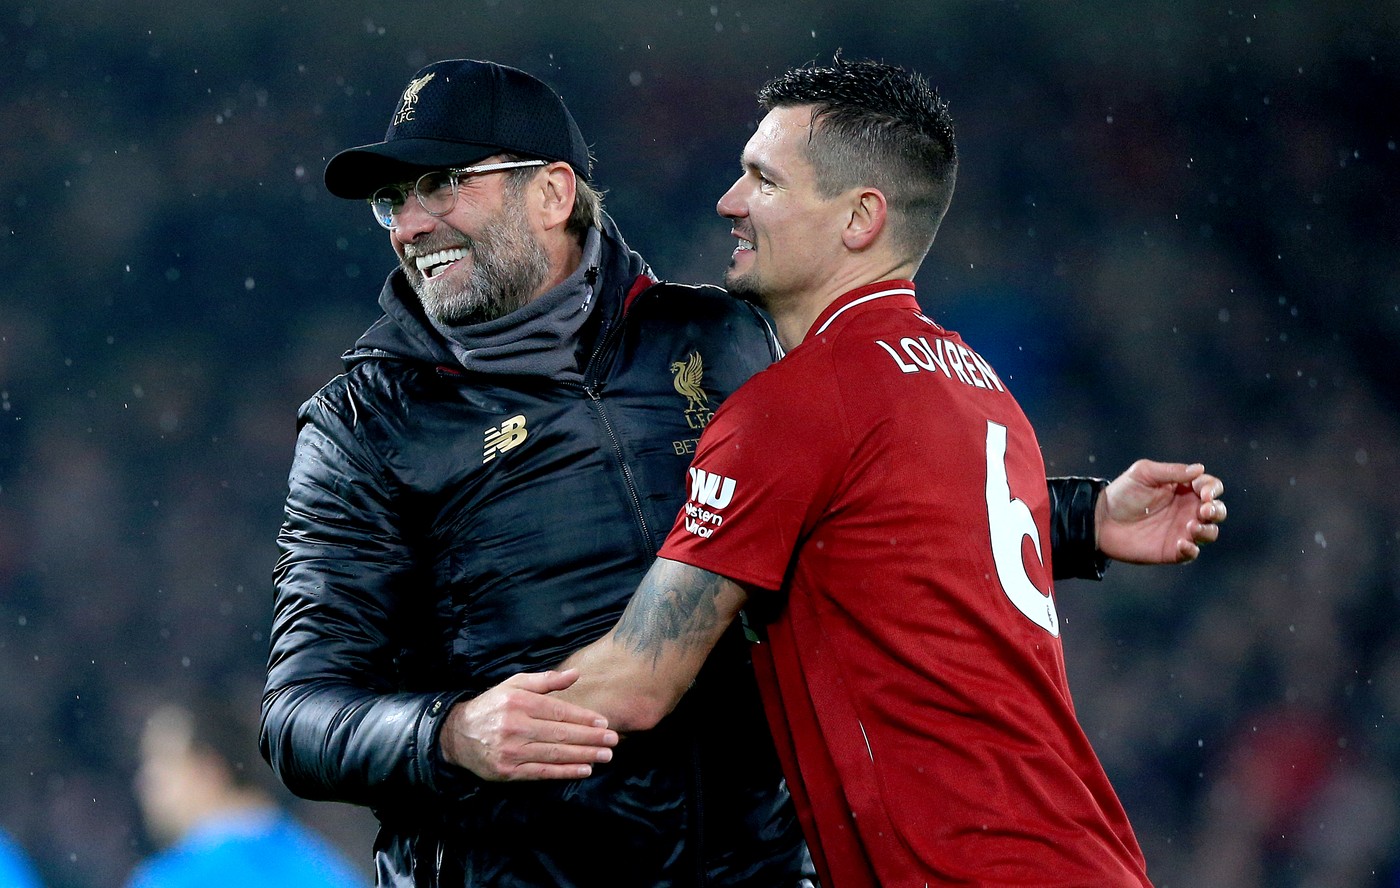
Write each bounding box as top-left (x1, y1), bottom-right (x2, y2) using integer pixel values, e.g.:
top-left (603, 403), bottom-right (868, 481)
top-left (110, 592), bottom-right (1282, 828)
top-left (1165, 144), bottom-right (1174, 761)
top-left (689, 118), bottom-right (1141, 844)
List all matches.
top-left (658, 356), bottom-right (848, 591)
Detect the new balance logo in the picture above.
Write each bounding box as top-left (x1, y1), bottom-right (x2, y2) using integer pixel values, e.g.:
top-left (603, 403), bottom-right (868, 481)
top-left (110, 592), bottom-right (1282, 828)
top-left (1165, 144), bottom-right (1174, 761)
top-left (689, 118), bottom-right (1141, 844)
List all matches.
top-left (483, 415), bottom-right (528, 463)
top-left (687, 467), bottom-right (736, 509)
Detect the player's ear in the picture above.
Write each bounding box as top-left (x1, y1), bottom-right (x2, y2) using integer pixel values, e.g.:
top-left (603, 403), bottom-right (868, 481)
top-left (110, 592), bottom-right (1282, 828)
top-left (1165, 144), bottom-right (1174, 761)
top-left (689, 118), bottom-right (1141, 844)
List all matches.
top-left (537, 161), bottom-right (577, 231)
top-left (842, 187), bottom-right (887, 251)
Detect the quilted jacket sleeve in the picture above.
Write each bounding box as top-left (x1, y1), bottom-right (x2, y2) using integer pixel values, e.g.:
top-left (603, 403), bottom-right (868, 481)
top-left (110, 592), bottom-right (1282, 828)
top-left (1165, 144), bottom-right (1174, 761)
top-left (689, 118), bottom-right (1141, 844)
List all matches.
top-left (259, 381), bottom-right (472, 808)
top-left (1047, 476), bottom-right (1110, 581)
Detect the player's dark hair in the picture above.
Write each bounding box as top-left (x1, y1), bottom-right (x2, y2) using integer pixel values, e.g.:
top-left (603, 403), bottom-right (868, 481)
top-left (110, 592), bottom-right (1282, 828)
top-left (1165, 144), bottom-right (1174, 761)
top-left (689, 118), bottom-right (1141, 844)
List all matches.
top-left (758, 55), bottom-right (958, 263)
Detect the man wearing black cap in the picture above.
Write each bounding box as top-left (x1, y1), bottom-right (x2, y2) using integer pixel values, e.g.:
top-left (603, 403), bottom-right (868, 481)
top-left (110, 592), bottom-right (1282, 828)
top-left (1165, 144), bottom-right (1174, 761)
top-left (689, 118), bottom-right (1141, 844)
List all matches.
top-left (259, 58), bottom-right (1218, 886)
top-left (261, 58), bottom-right (814, 887)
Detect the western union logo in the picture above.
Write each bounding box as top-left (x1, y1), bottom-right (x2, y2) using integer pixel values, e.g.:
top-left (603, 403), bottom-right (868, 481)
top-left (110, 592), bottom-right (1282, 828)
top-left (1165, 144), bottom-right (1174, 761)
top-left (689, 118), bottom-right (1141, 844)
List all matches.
top-left (483, 414), bottom-right (528, 463)
top-left (684, 468), bottom-right (735, 539)
top-left (687, 467), bottom-right (736, 509)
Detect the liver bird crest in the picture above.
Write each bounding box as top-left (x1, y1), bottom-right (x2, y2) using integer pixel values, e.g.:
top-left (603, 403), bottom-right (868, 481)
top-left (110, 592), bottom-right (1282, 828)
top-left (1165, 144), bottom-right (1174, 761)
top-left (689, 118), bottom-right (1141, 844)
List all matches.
top-left (394, 72), bottom-right (435, 124)
top-left (670, 351), bottom-right (709, 413)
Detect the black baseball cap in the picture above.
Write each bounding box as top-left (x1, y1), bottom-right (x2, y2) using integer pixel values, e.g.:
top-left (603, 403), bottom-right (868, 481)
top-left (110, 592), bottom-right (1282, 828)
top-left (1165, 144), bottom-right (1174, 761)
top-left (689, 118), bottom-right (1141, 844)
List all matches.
top-left (324, 58), bottom-right (591, 199)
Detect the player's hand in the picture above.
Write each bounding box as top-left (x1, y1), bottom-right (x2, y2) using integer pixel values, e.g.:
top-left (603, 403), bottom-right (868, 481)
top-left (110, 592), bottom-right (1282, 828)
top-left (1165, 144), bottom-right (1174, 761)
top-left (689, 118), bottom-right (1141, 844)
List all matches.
top-left (439, 669), bottom-right (618, 781)
top-left (1095, 460), bottom-right (1226, 564)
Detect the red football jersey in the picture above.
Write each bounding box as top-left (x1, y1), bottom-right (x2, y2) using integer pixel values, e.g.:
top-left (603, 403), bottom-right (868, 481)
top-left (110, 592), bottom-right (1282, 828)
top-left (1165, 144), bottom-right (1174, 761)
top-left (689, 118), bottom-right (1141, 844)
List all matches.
top-left (660, 281), bottom-right (1151, 887)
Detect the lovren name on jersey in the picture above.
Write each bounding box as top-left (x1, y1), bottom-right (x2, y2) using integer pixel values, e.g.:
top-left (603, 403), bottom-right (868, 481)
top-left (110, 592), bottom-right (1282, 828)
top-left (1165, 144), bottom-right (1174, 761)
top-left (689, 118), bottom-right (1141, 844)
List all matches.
top-left (874, 322), bottom-right (1006, 393)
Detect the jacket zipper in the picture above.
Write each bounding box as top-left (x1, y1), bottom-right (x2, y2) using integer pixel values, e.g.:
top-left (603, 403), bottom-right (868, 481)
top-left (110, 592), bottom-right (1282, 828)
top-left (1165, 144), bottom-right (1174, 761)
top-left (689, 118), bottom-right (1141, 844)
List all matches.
top-left (584, 386), bottom-right (653, 547)
top-left (585, 288), bottom-right (712, 885)
top-left (581, 299), bottom-right (654, 550)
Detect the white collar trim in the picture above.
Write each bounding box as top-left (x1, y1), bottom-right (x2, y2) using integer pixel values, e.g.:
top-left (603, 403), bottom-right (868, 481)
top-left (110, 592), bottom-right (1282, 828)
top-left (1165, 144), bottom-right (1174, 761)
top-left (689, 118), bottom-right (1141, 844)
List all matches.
top-left (813, 287), bottom-right (916, 337)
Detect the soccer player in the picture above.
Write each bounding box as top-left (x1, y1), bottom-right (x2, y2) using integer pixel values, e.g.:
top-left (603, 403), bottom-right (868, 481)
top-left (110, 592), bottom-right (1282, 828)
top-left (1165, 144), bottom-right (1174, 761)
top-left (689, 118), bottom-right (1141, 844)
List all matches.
top-left (550, 57), bottom-right (1225, 886)
top-left (129, 699), bottom-right (360, 888)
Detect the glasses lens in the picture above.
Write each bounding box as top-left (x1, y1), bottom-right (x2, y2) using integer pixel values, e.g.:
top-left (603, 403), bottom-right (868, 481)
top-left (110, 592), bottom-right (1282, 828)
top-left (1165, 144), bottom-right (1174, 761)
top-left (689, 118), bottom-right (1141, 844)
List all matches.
top-left (415, 171), bottom-right (457, 216)
top-left (369, 186), bottom-right (404, 229)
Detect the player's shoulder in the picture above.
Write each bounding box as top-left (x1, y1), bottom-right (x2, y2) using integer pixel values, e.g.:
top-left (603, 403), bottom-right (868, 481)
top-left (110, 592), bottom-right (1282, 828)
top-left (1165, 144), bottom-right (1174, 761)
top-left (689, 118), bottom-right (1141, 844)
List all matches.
top-left (718, 342), bottom-right (837, 423)
top-left (296, 353), bottom-right (438, 439)
top-left (301, 356), bottom-right (398, 408)
top-left (635, 280), bottom-right (772, 326)
top-left (786, 309), bottom-right (896, 374)
top-left (639, 279), bottom-right (728, 300)
top-left (628, 280), bottom-right (782, 362)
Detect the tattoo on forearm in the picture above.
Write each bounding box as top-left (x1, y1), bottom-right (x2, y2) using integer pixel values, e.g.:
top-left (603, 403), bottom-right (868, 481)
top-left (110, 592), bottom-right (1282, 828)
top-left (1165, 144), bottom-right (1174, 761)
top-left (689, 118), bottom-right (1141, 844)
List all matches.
top-left (613, 569), bottom-right (725, 668)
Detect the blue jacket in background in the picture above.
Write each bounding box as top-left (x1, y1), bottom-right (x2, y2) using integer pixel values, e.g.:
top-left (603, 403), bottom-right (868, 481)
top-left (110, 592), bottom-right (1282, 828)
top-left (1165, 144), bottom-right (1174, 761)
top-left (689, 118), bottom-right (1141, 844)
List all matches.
top-left (125, 811), bottom-right (361, 888)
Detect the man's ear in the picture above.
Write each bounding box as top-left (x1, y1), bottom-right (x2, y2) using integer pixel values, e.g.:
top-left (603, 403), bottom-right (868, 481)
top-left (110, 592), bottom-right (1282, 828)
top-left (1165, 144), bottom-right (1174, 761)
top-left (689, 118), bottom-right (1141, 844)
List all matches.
top-left (842, 187), bottom-right (887, 251)
top-left (538, 161), bottom-right (577, 231)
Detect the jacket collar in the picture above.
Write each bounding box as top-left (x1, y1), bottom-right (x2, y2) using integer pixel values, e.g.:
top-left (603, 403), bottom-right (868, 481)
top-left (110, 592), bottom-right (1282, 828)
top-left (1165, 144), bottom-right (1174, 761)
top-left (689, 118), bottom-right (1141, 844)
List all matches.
top-left (348, 213), bottom-right (652, 380)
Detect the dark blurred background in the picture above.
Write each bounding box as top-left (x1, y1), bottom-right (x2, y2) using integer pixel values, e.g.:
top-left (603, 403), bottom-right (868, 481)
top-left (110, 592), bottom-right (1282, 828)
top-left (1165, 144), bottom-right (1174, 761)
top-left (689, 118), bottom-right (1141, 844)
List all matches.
top-left (2, 1), bottom-right (1397, 886)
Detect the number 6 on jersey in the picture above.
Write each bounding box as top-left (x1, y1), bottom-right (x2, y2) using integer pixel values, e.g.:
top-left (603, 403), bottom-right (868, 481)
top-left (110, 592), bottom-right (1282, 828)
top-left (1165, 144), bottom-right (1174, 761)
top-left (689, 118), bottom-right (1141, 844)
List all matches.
top-left (985, 421), bottom-right (1060, 636)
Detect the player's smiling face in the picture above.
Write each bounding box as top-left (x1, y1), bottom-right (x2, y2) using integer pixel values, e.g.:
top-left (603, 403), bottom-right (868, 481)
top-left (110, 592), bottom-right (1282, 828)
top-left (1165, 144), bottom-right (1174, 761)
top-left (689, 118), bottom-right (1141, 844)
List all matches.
top-left (716, 105), bottom-right (846, 309)
top-left (389, 159), bottom-right (550, 325)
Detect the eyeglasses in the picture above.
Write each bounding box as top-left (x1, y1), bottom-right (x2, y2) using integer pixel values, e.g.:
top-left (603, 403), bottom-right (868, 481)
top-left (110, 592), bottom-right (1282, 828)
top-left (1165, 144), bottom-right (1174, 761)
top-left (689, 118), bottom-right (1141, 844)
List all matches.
top-left (368, 159), bottom-right (547, 230)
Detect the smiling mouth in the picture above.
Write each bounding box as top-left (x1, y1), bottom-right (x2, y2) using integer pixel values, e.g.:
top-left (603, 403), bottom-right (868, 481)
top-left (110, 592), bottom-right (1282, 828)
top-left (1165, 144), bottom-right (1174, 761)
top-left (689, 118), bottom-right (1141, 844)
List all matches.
top-left (734, 237), bottom-right (754, 253)
top-left (415, 246), bottom-right (469, 280)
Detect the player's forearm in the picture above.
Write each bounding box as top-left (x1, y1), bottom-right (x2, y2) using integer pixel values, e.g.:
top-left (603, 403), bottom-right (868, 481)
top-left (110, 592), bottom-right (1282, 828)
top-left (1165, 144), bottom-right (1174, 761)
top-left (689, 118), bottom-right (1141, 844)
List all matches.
top-left (557, 558), bottom-right (750, 732)
top-left (556, 637), bottom-right (682, 732)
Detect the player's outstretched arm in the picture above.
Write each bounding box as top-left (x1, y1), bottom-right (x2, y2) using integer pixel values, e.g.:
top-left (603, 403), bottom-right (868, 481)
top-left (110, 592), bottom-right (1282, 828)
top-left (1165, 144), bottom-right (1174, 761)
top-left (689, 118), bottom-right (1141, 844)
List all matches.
top-left (440, 559), bottom-right (746, 781)
top-left (1096, 460), bottom-right (1227, 564)
top-left (556, 557), bottom-right (751, 733)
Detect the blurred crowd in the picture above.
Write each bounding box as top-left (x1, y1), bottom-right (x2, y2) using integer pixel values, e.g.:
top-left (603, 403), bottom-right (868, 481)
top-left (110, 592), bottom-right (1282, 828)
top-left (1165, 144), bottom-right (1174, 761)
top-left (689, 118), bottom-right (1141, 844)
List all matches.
top-left (1, 2), bottom-right (1396, 886)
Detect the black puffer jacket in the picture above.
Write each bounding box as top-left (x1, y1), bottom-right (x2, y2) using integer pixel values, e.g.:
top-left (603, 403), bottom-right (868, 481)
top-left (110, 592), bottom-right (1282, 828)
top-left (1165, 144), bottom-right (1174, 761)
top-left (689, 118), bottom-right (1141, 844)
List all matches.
top-left (261, 219), bottom-right (1106, 887)
top-left (262, 220), bottom-right (810, 887)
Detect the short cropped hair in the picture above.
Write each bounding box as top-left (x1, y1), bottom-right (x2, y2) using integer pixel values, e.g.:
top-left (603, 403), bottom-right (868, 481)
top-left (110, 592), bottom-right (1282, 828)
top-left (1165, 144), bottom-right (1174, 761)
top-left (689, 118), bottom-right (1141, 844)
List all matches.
top-left (758, 56), bottom-right (958, 263)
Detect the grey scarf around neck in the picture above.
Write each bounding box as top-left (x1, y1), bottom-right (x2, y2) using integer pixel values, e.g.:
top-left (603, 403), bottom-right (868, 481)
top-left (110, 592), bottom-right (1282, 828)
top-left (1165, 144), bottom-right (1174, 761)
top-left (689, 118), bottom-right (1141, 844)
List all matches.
top-left (427, 227), bottom-right (603, 381)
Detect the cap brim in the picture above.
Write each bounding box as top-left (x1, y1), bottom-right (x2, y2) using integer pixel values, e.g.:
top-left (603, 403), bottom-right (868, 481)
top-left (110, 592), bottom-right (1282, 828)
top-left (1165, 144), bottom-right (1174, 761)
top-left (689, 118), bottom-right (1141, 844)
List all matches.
top-left (324, 138), bottom-right (499, 199)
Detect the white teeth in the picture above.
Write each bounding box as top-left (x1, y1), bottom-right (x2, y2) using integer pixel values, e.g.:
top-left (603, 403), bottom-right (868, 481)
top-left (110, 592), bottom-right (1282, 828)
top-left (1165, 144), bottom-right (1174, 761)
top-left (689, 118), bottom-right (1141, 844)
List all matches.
top-left (416, 246), bottom-right (468, 277)
top-left (736, 238), bottom-right (754, 251)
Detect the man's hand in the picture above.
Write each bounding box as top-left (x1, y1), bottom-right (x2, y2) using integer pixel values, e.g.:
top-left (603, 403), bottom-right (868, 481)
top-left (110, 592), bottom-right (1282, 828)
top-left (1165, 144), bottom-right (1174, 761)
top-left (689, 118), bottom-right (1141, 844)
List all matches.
top-left (439, 669), bottom-right (618, 781)
top-left (1096, 460), bottom-right (1226, 564)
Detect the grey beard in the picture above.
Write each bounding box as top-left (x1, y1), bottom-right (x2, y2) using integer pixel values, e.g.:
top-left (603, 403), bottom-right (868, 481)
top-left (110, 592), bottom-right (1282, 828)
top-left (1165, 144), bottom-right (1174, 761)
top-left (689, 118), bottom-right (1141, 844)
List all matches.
top-left (409, 219), bottom-right (551, 326)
